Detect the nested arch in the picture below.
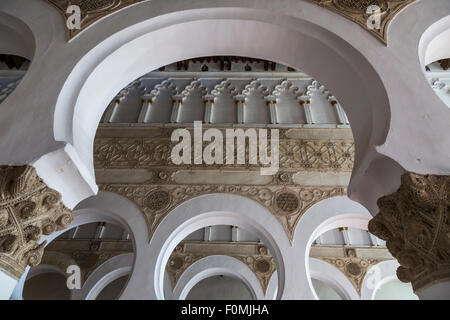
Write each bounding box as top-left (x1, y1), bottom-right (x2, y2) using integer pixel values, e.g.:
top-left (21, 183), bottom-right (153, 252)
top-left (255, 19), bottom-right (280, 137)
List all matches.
top-left (120, 193), bottom-right (290, 300)
top-left (420, 15), bottom-right (450, 67)
top-left (78, 253), bottom-right (134, 300)
top-left (290, 196), bottom-right (371, 300)
top-left (309, 257), bottom-right (359, 300)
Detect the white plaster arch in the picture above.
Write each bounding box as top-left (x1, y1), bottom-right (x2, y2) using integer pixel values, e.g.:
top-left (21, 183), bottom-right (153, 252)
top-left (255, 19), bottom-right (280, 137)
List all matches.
top-left (58, 9), bottom-right (392, 208)
top-left (172, 255), bottom-right (265, 300)
top-left (360, 259), bottom-right (400, 300)
top-left (309, 257), bottom-right (360, 300)
top-left (73, 253), bottom-right (133, 300)
top-left (120, 193), bottom-right (290, 300)
top-left (289, 196), bottom-right (371, 300)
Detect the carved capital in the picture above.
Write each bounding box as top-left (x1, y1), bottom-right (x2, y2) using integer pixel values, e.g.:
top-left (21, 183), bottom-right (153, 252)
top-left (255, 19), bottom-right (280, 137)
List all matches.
top-left (0, 166), bottom-right (73, 279)
top-left (368, 173), bottom-right (450, 291)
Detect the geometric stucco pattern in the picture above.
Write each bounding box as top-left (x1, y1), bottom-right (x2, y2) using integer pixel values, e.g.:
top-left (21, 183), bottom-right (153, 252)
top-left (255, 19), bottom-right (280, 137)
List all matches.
top-left (46, 0), bottom-right (146, 40)
top-left (0, 166), bottom-right (73, 279)
top-left (101, 183), bottom-right (346, 243)
top-left (304, 0), bottom-right (417, 45)
top-left (368, 173), bottom-right (450, 292)
top-left (321, 248), bottom-right (387, 294)
top-left (166, 243), bottom-right (277, 294)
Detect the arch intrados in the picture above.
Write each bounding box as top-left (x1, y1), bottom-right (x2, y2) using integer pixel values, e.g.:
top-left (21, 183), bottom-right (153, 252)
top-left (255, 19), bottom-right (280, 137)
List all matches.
top-left (420, 16), bottom-right (450, 67)
top-left (154, 211), bottom-right (284, 300)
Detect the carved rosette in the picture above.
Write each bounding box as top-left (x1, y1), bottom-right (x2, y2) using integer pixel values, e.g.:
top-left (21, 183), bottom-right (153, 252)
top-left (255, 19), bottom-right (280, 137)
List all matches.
top-left (0, 166), bottom-right (73, 279)
top-left (46, 0), bottom-right (146, 40)
top-left (305, 0), bottom-right (416, 44)
top-left (368, 173), bottom-right (450, 291)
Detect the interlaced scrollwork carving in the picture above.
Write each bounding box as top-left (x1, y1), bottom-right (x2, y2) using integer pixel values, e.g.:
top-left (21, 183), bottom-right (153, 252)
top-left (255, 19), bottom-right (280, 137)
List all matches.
top-left (94, 132), bottom-right (354, 171)
top-left (0, 166), bottom-right (73, 279)
top-left (368, 173), bottom-right (450, 291)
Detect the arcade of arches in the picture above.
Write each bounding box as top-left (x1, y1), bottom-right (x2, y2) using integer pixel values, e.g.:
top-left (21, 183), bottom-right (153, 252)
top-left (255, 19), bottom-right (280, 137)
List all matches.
top-left (0, 0), bottom-right (449, 300)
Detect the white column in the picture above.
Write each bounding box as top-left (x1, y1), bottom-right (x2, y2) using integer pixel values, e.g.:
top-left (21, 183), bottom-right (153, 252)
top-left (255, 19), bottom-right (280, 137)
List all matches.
top-left (170, 95), bottom-right (183, 123)
top-left (234, 95), bottom-right (245, 124)
top-left (300, 98), bottom-right (313, 124)
top-left (339, 227), bottom-right (351, 245)
top-left (72, 226), bottom-right (80, 239)
top-left (203, 226), bottom-right (211, 242)
top-left (231, 226), bottom-right (238, 242)
top-left (103, 99), bottom-right (121, 123)
top-left (329, 98), bottom-right (348, 125)
top-left (265, 96), bottom-right (277, 124)
top-left (368, 233), bottom-right (381, 247)
top-left (203, 95), bottom-right (214, 124)
top-left (137, 97), bottom-right (153, 123)
top-left (94, 222), bottom-right (106, 239)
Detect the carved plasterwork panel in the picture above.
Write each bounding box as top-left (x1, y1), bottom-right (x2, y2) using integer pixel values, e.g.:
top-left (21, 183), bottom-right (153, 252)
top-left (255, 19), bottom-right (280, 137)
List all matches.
top-left (166, 243), bottom-right (276, 294)
top-left (46, 0), bottom-right (146, 40)
top-left (368, 173), bottom-right (450, 291)
top-left (94, 130), bottom-right (355, 172)
top-left (0, 166), bottom-right (73, 279)
top-left (101, 183), bottom-right (346, 242)
top-left (304, 0), bottom-right (417, 44)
